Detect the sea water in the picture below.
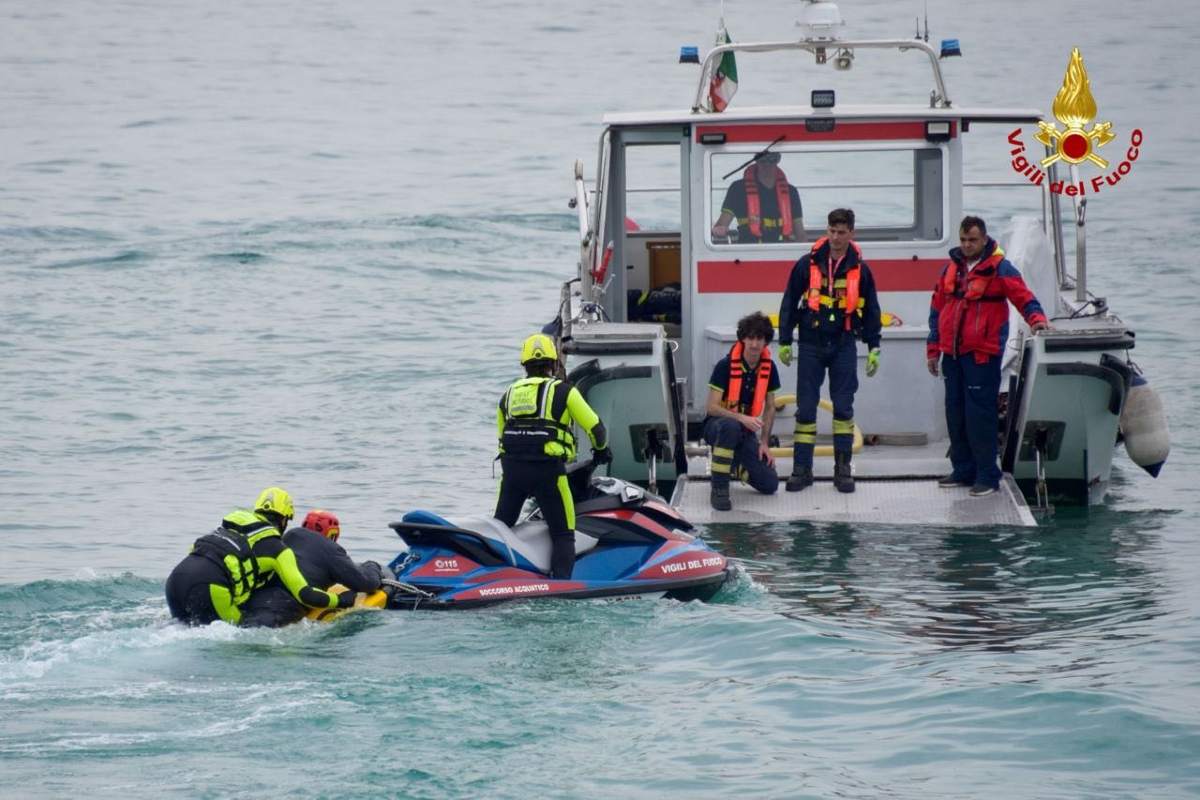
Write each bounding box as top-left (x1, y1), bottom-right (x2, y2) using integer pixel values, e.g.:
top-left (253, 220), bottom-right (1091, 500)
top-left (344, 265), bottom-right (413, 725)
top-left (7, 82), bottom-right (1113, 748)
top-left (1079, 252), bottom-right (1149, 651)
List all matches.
top-left (2, 1), bottom-right (1198, 797)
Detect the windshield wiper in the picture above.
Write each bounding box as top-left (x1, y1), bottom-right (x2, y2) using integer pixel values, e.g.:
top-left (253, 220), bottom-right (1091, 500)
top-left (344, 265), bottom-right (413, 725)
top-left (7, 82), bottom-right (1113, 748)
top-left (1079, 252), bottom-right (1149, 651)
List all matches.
top-left (721, 135), bottom-right (787, 180)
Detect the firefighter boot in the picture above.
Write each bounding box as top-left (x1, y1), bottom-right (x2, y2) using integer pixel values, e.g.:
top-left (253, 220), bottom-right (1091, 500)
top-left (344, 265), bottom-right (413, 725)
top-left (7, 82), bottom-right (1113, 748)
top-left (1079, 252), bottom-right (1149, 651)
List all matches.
top-left (786, 466), bottom-right (813, 492)
top-left (710, 477), bottom-right (732, 511)
top-left (834, 451), bottom-right (855, 493)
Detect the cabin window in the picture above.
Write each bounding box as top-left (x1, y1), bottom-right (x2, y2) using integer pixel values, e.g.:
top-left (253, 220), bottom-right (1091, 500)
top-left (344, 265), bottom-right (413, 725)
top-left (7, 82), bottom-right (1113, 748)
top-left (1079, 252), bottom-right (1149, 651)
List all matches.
top-left (708, 146), bottom-right (944, 244)
top-left (623, 144), bottom-right (682, 234)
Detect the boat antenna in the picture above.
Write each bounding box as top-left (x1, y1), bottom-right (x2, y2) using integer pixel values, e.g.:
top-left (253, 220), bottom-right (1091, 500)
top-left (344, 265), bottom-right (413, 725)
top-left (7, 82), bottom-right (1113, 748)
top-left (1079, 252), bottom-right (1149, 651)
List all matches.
top-left (915, 1), bottom-right (930, 41)
top-left (721, 135), bottom-right (787, 180)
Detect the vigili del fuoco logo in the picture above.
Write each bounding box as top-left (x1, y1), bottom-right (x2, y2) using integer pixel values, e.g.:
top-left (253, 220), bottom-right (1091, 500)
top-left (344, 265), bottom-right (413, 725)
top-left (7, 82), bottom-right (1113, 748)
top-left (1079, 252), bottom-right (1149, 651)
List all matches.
top-left (1007, 48), bottom-right (1142, 197)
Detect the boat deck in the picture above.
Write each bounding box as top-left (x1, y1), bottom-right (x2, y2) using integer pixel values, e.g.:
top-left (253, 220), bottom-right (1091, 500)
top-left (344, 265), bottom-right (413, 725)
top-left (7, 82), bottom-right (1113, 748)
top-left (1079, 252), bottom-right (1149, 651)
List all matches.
top-left (674, 440), bottom-right (1037, 527)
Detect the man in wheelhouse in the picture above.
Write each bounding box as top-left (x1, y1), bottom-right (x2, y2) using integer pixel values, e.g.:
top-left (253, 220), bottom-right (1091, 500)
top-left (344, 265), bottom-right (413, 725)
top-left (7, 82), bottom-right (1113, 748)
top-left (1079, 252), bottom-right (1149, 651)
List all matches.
top-left (711, 151), bottom-right (805, 244)
top-left (777, 208), bottom-right (882, 494)
top-left (703, 311), bottom-right (782, 511)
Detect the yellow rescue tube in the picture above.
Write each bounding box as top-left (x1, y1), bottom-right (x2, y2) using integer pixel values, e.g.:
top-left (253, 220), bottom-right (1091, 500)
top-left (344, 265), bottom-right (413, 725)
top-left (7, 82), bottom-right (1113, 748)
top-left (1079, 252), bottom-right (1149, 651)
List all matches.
top-left (767, 394), bottom-right (863, 458)
top-left (305, 583), bottom-right (389, 623)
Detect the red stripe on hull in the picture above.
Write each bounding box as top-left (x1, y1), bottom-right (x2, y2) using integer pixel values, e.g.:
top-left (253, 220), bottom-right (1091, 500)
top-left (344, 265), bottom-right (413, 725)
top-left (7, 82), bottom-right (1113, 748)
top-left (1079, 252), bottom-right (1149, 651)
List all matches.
top-left (696, 258), bottom-right (945, 293)
top-left (695, 121), bottom-right (954, 143)
top-left (636, 549), bottom-right (727, 581)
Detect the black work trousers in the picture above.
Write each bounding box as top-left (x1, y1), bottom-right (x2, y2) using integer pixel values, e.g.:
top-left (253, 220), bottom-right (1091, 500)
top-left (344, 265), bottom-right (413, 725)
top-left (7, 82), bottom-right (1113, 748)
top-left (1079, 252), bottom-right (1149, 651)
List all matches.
top-left (494, 457), bottom-right (576, 579)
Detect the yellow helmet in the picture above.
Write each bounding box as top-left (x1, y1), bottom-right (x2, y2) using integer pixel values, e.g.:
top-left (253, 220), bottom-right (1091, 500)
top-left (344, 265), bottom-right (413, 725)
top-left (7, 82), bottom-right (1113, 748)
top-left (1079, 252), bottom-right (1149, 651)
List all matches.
top-left (254, 486), bottom-right (294, 522)
top-left (520, 333), bottom-right (558, 365)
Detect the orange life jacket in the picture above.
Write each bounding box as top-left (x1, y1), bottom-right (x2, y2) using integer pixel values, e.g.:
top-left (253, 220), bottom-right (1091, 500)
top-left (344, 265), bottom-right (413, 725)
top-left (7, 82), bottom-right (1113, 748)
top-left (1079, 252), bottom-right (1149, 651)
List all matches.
top-left (723, 341), bottom-right (773, 417)
top-left (744, 164), bottom-right (794, 240)
top-left (940, 246), bottom-right (1006, 301)
top-left (805, 237), bottom-right (863, 331)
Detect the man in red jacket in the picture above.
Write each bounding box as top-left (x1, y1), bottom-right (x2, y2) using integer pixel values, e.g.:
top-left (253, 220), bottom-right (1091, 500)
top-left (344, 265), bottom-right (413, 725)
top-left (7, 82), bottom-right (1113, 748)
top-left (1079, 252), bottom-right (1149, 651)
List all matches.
top-left (927, 216), bottom-right (1050, 497)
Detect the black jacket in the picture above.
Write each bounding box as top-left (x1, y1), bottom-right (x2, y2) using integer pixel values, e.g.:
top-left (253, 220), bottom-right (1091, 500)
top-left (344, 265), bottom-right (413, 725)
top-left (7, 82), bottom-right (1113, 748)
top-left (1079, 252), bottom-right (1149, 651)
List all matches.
top-left (238, 527), bottom-right (383, 627)
top-left (278, 528), bottom-right (382, 592)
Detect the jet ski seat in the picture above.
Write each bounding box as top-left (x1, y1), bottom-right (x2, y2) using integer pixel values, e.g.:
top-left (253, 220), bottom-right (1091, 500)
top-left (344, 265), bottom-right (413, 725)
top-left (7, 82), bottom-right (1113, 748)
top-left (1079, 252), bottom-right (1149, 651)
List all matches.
top-left (445, 515), bottom-right (599, 575)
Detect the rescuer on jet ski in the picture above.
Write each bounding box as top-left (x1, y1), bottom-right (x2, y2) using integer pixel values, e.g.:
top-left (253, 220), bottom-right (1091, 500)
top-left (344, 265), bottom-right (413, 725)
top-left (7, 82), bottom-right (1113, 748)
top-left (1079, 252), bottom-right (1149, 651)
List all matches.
top-left (238, 509), bottom-right (385, 627)
top-left (495, 333), bottom-right (612, 579)
top-left (164, 487), bottom-right (357, 626)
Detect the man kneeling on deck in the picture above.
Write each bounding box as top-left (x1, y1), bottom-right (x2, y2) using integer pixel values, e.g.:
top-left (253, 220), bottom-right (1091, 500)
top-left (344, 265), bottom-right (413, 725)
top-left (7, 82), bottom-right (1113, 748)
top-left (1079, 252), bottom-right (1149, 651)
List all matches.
top-left (704, 311), bottom-right (782, 511)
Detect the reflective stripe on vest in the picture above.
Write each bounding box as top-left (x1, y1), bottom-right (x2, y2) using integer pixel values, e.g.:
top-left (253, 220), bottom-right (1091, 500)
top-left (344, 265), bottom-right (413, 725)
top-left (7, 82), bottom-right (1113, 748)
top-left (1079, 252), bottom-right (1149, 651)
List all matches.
top-left (805, 237), bottom-right (863, 331)
top-left (723, 341), bottom-right (773, 418)
top-left (501, 377), bottom-right (576, 460)
top-left (190, 510), bottom-right (279, 606)
top-left (941, 245), bottom-right (1006, 301)
top-left (743, 164), bottom-right (794, 240)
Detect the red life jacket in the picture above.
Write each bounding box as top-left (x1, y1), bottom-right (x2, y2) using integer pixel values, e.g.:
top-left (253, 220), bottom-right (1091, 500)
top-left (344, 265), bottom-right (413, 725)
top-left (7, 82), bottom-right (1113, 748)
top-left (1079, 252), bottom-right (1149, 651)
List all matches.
top-left (941, 246), bottom-right (1006, 300)
top-left (805, 237), bottom-right (862, 331)
top-left (743, 164), bottom-right (794, 240)
top-left (723, 341), bottom-right (773, 417)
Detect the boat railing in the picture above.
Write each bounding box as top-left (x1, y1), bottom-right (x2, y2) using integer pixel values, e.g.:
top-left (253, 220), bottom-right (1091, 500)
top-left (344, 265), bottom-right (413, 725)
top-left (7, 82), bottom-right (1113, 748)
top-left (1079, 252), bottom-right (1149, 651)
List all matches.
top-left (965, 163), bottom-right (1089, 307)
top-left (964, 177), bottom-right (1051, 244)
top-left (564, 159), bottom-right (590, 343)
top-left (572, 159), bottom-right (590, 249)
top-left (1038, 156), bottom-right (1087, 305)
top-left (1067, 165), bottom-right (1088, 304)
top-left (692, 38), bottom-right (952, 112)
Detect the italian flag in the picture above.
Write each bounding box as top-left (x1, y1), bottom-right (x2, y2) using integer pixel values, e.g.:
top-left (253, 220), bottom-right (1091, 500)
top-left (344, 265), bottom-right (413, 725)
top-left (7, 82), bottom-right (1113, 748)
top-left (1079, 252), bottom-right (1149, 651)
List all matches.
top-left (708, 25), bottom-right (738, 112)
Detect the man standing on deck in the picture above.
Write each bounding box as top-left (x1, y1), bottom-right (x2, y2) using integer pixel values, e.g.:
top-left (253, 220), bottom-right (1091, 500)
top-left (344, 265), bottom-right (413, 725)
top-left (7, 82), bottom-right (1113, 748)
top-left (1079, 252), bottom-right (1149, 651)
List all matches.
top-left (711, 151), bottom-right (805, 244)
top-left (494, 333), bottom-right (612, 580)
top-left (703, 311), bottom-right (782, 511)
top-left (927, 215), bottom-right (1050, 498)
top-left (777, 208), bottom-right (882, 494)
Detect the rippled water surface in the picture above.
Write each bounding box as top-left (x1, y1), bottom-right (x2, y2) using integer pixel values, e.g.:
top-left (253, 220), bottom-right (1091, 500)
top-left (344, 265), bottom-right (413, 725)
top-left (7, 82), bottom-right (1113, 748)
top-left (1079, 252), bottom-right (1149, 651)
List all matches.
top-left (2, 1), bottom-right (1199, 797)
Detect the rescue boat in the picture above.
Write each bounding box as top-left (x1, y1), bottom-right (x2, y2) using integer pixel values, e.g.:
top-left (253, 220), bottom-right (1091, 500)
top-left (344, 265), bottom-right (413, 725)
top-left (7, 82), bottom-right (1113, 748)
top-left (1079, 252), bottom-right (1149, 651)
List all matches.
top-left (549, 0), bottom-right (1166, 522)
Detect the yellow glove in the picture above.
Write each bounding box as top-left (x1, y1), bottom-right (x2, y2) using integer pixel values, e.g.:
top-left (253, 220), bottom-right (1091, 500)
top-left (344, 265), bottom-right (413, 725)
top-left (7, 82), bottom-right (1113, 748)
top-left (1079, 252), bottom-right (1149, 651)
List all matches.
top-left (779, 344), bottom-right (793, 366)
top-left (865, 348), bottom-right (881, 378)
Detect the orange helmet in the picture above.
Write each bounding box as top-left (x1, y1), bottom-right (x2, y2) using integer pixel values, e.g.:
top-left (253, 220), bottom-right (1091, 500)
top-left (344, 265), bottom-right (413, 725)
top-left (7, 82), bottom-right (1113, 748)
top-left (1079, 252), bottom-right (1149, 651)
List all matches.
top-left (303, 509), bottom-right (341, 541)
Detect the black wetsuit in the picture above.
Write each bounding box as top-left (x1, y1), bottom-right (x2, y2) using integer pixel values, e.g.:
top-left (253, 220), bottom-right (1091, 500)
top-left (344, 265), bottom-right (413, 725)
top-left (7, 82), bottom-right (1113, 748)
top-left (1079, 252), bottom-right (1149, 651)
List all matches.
top-left (164, 554), bottom-right (229, 626)
top-left (494, 376), bottom-right (608, 579)
top-left (238, 527), bottom-right (383, 627)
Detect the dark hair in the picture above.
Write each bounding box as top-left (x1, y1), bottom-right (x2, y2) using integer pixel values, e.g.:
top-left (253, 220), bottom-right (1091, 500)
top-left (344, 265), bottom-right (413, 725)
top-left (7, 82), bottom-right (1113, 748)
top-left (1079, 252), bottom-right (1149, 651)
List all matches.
top-left (960, 215), bottom-right (987, 235)
top-left (828, 208), bottom-right (855, 229)
top-left (736, 311), bottom-right (775, 344)
top-left (259, 509), bottom-right (289, 533)
top-left (523, 360), bottom-right (556, 377)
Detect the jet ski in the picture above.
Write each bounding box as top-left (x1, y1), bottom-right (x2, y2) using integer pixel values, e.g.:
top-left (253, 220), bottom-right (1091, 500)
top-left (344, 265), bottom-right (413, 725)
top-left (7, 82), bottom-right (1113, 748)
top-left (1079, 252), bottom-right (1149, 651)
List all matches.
top-left (385, 462), bottom-right (732, 609)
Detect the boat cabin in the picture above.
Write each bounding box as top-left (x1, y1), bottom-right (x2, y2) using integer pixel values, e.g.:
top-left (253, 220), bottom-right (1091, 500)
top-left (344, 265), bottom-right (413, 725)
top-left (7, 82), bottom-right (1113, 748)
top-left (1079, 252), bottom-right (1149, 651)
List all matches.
top-left (585, 102), bottom-right (1049, 427)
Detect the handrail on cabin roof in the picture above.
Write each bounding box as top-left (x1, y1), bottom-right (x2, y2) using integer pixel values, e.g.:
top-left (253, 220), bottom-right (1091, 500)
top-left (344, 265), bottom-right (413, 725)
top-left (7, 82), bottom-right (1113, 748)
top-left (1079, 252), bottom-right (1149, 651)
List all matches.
top-left (691, 38), bottom-right (952, 113)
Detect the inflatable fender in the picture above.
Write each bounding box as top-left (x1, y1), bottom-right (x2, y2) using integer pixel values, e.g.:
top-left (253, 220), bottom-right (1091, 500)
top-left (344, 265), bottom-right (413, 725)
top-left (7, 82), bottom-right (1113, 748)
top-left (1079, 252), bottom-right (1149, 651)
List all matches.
top-left (1119, 373), bottom-right (1170, 477)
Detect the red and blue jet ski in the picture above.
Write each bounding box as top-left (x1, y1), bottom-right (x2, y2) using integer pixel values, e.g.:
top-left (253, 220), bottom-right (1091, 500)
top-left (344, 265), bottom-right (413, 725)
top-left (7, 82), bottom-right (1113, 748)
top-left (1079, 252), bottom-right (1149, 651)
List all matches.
top-left (385, 465), bottom-right (731, 609)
